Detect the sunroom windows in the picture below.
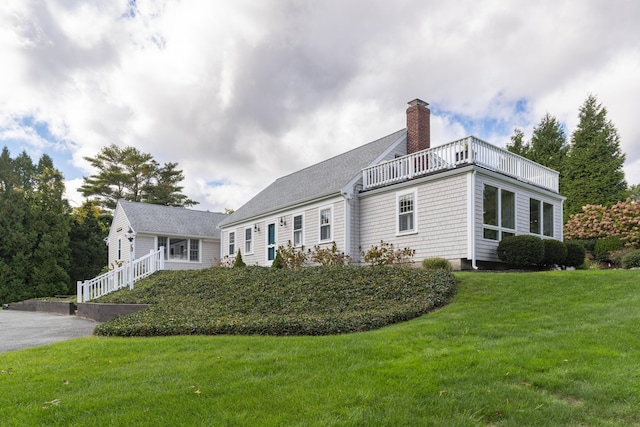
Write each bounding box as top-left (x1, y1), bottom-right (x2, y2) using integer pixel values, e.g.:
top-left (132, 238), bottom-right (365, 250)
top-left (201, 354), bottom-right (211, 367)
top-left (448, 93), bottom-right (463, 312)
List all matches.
top-left (157, 236), bottom-right (200, 262)
top-left (530, 198), bottom-right (554, 237)
top-left (483, 184), bottom-right (515, 241)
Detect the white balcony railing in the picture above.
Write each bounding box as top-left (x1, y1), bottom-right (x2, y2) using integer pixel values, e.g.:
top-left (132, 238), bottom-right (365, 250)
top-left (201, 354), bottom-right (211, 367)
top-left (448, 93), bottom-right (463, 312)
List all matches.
top-left (77, 247), bottom-right (165, 303)
top-left (362, 136), bottom-right (559, 193)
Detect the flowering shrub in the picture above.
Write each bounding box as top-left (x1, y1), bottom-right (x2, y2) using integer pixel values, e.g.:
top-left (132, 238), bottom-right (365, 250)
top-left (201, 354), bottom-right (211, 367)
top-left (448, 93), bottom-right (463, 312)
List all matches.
top-left (564, 199), bottom-right (640, 248)
top-left (311, 242), bottom-right (352, 266)
top-left (361, 241), bottom-right (415, 267)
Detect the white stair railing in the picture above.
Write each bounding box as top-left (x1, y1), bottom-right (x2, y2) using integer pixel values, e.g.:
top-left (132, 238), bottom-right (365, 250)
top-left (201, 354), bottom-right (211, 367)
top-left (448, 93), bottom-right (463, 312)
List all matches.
top-left (77, 247), bottom-right (165, 303)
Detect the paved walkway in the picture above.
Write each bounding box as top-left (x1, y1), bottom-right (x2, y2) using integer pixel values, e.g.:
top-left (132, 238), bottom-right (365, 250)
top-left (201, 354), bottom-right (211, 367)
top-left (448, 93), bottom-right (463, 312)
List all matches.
top-left (0, 310), bottom-right (97, 353)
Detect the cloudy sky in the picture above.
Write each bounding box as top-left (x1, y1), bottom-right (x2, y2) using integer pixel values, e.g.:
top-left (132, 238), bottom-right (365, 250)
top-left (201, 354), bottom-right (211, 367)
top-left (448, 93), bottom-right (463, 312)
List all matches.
top-left (1, 0), bottom-right (638, 212)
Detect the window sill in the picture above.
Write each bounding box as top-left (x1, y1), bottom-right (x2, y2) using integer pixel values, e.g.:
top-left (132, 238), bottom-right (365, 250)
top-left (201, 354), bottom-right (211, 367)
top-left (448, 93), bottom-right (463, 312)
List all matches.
top-left (396, 230), bottom-right (418, 237)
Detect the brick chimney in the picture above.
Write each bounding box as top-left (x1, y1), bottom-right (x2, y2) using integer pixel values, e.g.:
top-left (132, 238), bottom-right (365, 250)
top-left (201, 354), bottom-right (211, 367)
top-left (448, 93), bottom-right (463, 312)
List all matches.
top-left (406, 98), bottom-right (430, 154)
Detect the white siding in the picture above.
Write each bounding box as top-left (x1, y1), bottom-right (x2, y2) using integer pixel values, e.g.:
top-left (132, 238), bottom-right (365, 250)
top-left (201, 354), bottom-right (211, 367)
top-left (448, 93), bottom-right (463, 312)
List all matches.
top-left (107, 204), bottom-right (132, 267)
top-left (360, 172), bottom-right (470, 265)
top-left (220, 196), bottom-right (346, 266)
top-left (474, 171), bottom-right (565, 262)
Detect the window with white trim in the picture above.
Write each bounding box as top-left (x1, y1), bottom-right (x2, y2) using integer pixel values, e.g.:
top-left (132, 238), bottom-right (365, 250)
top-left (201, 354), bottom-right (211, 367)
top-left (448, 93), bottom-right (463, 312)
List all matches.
top-left (245, 227), bottom-right (253, 254)
top-left (530, 198), bottom-right (554, 237)
top-left (483, 184), bottom-right (516, 241)
top-left (158, 236), bottom-right (200, 262)
top-left (397, 190), bottom-right (416, 234)
top-left (190, 239), bottom-right (199, 261)
top-left (228, 232), bottom-right (235, 256)
top-left (319, 208), bottom-right (332, 241)
top-left (117, 238), bottom-right (122, 259)
top-left (293, 214), bottom-right (303, 246)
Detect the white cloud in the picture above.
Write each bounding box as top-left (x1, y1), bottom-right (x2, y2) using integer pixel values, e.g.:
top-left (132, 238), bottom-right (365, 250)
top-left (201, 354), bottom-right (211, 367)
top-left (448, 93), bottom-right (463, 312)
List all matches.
top-left (1, 0), bottom-right (639, 215)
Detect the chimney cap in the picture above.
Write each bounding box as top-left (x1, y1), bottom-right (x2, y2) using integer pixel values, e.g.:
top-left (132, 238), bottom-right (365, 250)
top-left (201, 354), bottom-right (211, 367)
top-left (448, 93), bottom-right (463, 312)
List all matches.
top-left (408, 98), bottom-right (429, 107)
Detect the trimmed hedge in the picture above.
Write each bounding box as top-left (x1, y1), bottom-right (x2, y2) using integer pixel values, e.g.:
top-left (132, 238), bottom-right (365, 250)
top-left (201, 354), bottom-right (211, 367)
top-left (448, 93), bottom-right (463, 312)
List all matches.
top-left (542, 239), bottom-right (568, 267)
top-left (564, 241), bottom-right (586, 268)
top-left (497, 235), bottom-right (544, 267)
top-left (94, 266), bottom-right (457, 337)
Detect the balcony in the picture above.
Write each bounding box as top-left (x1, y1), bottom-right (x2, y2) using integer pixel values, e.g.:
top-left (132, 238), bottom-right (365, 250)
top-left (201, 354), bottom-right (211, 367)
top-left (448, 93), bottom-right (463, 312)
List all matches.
top-left (362, 136), bottom-right (559, 193)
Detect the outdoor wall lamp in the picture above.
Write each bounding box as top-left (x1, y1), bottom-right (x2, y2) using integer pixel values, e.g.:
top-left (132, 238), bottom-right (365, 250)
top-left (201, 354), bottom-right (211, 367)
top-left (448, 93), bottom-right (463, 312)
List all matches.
top-left (279, 217), bottom-right (286, 227)
top-left (125, 226), bottom-right (136, 243)
top-left (254, 224), bottom-right (260, 232)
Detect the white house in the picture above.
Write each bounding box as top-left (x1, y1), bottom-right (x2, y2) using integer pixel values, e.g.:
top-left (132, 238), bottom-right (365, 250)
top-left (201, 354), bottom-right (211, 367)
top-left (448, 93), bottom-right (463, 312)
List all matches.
top-left (218, 99), bottom-right (565, 269)
top-left (108, 200), bottom-right (227, 270)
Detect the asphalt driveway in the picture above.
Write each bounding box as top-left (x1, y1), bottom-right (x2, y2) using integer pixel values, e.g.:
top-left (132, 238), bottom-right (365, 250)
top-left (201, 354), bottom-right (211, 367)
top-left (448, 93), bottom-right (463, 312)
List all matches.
top-left (0, 310), bottom-right (97, 353)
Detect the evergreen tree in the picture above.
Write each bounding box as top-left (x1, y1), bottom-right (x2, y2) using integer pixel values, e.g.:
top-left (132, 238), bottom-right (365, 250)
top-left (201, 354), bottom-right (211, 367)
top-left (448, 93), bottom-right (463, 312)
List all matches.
top-left (0, 149), bottom-right (71, 303)
top-left (143, 162), bottom-right (198, 207)
top-left (506, 128), bottom-right (530, 157)
top-left (564, 95), bottom-right (627, 221)
top-left (528, 113), bottom-right (568, 176)
top-left (28, 154), bottom-right (71, 297)
top-left (68, 202), bottom-right (111, 293)
top-left (80, 144), bottom-right (197, 210)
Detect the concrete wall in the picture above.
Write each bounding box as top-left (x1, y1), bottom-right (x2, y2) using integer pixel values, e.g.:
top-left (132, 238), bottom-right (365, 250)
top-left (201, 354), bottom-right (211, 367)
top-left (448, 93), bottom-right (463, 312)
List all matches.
top-left (77, 303), bottom-right (150, 322)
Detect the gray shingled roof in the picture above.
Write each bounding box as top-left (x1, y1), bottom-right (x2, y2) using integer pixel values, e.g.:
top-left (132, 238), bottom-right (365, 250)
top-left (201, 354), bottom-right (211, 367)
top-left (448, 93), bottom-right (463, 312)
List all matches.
top-left (219, 129), bottom-right (406, 227)
top-left (119, 200), bottom-right (227, 239)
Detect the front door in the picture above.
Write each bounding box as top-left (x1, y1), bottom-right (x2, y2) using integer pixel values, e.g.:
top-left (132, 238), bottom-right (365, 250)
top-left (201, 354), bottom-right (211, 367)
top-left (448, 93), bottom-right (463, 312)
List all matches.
top-left (267, 223), bottom-right (276, 263)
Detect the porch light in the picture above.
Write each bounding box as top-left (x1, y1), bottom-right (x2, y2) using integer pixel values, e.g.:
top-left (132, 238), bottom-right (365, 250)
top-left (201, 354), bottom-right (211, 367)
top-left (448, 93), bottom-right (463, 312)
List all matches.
top-left (125, 226), bottom-right (136, 243)
top-left (279, 217), bottom-right (286, 227)
top-left (254, 224), bottom-right (260, 232)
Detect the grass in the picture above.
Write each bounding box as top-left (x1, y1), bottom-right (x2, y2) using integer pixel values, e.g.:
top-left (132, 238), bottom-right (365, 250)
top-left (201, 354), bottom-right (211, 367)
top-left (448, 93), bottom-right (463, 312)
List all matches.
top-left (1, 270), bottom-right (639, 426)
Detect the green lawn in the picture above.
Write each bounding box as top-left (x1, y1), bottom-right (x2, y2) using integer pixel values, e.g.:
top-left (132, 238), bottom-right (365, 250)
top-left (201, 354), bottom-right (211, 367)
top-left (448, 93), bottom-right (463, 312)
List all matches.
top-left (1, 270), bottom-right (638, 426)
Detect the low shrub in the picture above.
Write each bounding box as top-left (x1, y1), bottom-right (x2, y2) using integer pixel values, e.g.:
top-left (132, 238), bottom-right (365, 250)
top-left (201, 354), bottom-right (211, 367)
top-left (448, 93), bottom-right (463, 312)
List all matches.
top-left (311, 242), bottom-right (352, 266)
top-left (564, 241), bottom-right (586, 268)
top-left (422, 258), bottom-right (452, 271)
top-left (541, 239), bottom-right (567, 267)
top-left (594, 237), bottom-right (622, 262)
top-left (497, 235), bottom-right (544, 267)
top-left (361, 241), bottom-right (415, 267)
top-left (621, 250), bottom-right (640, 269)
top-left (271, 252), bottom-right (284, 269)
top-left (609, 249), bottom-right (632, 268)
top-left (233, 249), bottom-right (246, 268)
top-left (93, 266), bottom-right (457, 337)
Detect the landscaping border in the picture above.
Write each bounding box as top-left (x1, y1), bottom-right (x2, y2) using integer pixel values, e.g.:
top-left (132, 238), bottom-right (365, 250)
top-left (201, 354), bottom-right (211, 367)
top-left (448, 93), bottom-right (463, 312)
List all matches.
top-left (3, 300), bottom-right (75, 316)
top-left (77, 303), bottom-right (150, 322)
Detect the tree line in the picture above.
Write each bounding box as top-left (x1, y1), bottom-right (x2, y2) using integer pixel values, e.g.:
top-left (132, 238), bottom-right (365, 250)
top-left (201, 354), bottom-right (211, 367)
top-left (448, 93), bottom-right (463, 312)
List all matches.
top-left (507, 94), bottom-right (630, 221)
top-left (0, 145), bottom-right (196, 304)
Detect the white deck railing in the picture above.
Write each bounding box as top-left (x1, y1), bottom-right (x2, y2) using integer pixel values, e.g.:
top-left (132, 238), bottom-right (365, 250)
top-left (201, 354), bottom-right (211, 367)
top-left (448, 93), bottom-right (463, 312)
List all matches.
top-left (77, 247), bottom-right (165, 303)
top-left (362, 136), bottom-right (559, 193)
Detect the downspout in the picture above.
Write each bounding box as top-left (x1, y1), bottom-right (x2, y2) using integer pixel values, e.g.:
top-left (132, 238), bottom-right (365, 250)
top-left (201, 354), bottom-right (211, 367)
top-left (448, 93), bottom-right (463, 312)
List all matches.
top-left (342, 191), bottom-right (352, 258)
top-left (470, 169), bottom-right (478, 270)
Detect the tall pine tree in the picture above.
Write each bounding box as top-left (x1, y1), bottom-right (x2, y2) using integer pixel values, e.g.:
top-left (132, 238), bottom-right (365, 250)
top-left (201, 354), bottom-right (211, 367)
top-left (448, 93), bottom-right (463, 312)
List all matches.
top-left (564, 95), bottom-right (627, 221)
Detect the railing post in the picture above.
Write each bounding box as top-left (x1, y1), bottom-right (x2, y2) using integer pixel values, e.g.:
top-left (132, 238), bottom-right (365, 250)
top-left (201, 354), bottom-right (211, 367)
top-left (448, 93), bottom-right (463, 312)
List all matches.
top-left (77, 281), bottom-right (83, 303)
top-left (159, 246), bottom-right (165, 270)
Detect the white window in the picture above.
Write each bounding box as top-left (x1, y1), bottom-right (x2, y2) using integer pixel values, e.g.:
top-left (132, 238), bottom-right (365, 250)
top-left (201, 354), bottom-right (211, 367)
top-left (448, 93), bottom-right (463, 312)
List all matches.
top-left (530, 199), bottom-right (554, 238)
top-left (228, 232), bottom-right (235, 256)
top-left (117, 238), bottom-right (122, 259)
top-left (293, 214), bottom-right (303, 246)
top-left (483, 184), bottom-right (516, 241)
top-left (397, 190), bottom-right (417, 234)
top-left (159, 236), bottom-right (200, 262)
top-left (245, 227), bottom-right (253, 254)
top-left (190, 239), bottom-right (200, 261)
top-left (319, 208), bottom-right (332, 241)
